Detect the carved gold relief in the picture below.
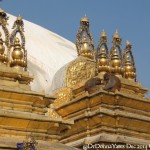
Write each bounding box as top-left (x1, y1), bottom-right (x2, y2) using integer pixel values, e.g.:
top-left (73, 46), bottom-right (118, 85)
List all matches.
top-left (65, 57), bottom-right (96, 88)
top-left (54, 87), bottom-right (72, 108)
top-left (47, 104), bottom-right (61, 119)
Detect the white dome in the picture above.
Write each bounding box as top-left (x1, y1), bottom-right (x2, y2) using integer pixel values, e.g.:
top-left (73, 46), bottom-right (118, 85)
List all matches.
top-left (6, 14), bottom-right (77, 95)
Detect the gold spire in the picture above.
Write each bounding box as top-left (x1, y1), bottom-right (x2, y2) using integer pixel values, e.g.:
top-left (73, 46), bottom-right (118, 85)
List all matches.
top-left (123, 40), bottom-right (136, 80)
top-left (10, 15), bottom-right (27, 70)
top-left (17, 14), bottom-right (22, 21)
top-left (10, 37), bottom-right (26, 69)
top-left (112, 30), bottom-right (122, 46)
top-left (80, 36), bottom-right (94, 59)
top-left (76, 16), bottom-right (95, 60)
top-left (80, 15), bottom-right (89, 23)
top-left (0, 32), bottom-right (8, 63)
top-left (126, 40), bottom-right (130, 46)
top-left (97, 30), bottom-right (109, 74)
top-left (98, 47), bottom-right (109, 73)
top-left (113, 30), bottom-right (120, 39)
top-left (101, 29), bottom-right (107, 37)
top-left (124, 56), bottom-right (136, 79)
top-left (110, 49), bottom-right (124, 75)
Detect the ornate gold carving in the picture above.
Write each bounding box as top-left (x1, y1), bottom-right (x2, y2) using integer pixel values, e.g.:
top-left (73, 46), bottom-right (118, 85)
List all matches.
top-left (10, 15), bottom-right (27, 71)
top-left (123, 41), bottom-right (136, 80)
top-left (47, 104), bottom-right (61, 119)
top-left (97, 30), bottom-right (109, 73)
top-left (76, 16), bottom-right (95, 60)
top-left (10, 38), bottom-right (26, 69)
top-left (0, 9), bottom-right (9, 64)
top-left (110, 31), bottom-right (123, 76)
top-left (54, 87), bottom-right (72, 108)
top-left (0, 32), bottom-right (8, 63)
top-left (65, 57), bottom-right (96, 88)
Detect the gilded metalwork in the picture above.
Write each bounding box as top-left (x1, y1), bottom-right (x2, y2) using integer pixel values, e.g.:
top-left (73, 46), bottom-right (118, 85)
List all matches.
top-left (0, 32), bottom-right (8, 63)
top-left (54, 87), bottom-right (72, 108)
top-left (0, 9), bottom-right (9, 46)
top-left (76, 16), bottom-right (95, 59)
top-left (10, 15), bottom-right (27, 70)
top-left (110, 31), bottom-right (122, 61)
top-left (10, 37), bottom-right (26, 68)
top-left (123, 41), bottom-right (136, 80)
top-left (0, 9), bottom-right (9, 64)
top-left (110, 31), bottom-right (123, 75)
top-left (65, 57), bottom-right (96, 88)
top-left (97, 30), bottom-right (109, 73)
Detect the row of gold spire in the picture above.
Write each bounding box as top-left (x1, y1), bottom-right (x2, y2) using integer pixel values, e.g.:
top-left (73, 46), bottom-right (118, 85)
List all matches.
top-left (0, 9), bottom-right (27, 70)
top-left (76, 16), bottom-right (136, 80)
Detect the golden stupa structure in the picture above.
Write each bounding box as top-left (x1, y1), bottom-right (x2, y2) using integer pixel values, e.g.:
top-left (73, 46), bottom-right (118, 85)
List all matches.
top-left (0, 9), bottom-right (150, 150)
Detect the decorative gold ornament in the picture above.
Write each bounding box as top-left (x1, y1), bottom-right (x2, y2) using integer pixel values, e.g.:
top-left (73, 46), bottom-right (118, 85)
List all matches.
top-left (47, 104), bottom-right (61, 119)
top-left (80, 36), bottom-right (94, 59)
top-left (10, 15), bottom-right (27, 70)
top-left (110, 49), bottom-right (124, 75)
top-left (0, 9), bottom-right (9, 64)
top-left (97, 30), bottom-right (109, 73)
top-left (0, 32), bottom-right (8, 63)
top-left (112, 30), bottom-right (122, 45)
top-left (65, 57), bottom-right (96, 88)
top-left (76, 16), bottom-right (95, 60)
top-left (54, 87), bottom-right (72, 108)
top-left (123, 41), bottom-right (136, 80)
top-left (10, 37), bottom-right (26, 68)
top-left (110, 31), bottom-right (123, 76)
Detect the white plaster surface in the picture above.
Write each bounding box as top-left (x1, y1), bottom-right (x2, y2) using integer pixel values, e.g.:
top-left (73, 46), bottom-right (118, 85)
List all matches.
top-left (6, 14), bottom-right (77, 95)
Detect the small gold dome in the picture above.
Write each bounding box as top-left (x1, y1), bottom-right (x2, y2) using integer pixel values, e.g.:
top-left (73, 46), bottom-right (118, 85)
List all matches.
top-left (12, 38), bottom-right (23, 60)
top-left (81, 36), bottom-right (89, 52)
top-left (81, 15), bottom-right (89, 23)
top-left (99, 48), bottom-right (107, 65)
top-left (111, 49), bottom-right (121, 67)
top-left (100, 30), bottom-right (107, 37)
top-left (124, 56), bottom-right (136, 79)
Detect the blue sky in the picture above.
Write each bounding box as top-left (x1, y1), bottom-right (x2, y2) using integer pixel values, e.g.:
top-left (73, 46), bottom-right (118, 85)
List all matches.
top-left (1, 0), bottom-right (150, 97)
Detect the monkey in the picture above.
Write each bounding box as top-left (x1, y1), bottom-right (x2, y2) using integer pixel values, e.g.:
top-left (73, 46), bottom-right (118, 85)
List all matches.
top-left (103, 72), bottom-right (121, 92)
top-left (84, 77), bottom-right (101, 94)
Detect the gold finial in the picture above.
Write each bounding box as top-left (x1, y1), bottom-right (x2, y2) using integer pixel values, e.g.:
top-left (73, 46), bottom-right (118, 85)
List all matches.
top-left (10, 37), bottom-right (26, 69)
top-left (101, 29), bottom-right (107, 37)
top-left (17, 14), bottom-right (22, 21)
top-left (112, 30), bottom-right (122, 46)
top-left (113, 30), bottom-right (120, 39)
top-left (0, 8), bottom-right (4, 13)
top-left (126, 40), bottom-right (130, 46)
top-left (81, 36), bottom-right (89, 51)
top-left (81, 15), bottom-right (89, 23)
top-left (76, 16), bottom-right (94, 59)
top-left (124, 55), bottom-right (136, 79)
top-left (110, 48), bottom-right (124, 75)
top-left (97, 47), bottom-right (109, 73)
top-left (12, 38), bottom-right (23, 60)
